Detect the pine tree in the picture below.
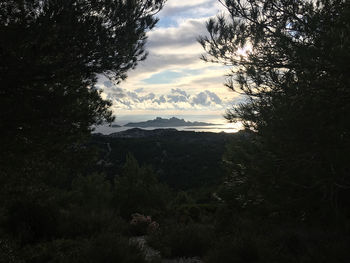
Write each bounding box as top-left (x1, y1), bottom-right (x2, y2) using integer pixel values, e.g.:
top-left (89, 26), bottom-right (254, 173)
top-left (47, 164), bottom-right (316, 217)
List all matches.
top-left (199, 0), bottom-right (350, 218)
top-left (0, 0), bottom-right (164, 172)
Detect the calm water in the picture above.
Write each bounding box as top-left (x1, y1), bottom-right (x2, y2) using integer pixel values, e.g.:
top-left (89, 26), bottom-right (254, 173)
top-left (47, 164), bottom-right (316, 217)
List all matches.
top-left (92, 115), bottom-right (243, 135)
top-left (92, 122), bottom-right (242, 135)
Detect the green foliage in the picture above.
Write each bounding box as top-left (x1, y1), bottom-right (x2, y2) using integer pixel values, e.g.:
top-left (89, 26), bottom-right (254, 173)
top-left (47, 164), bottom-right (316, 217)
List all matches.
top-left (198, 1), bottom-right (350, 260)
top-left (91, 131), bottom-right (229, 189)
top-left (0, 0), bottom-right (165, 196)
top-left (206, 209), bottom-right (350, 263)
top-left (148, 223), bottom-right (215, 258)
top-left (0, 1), bottom-right (163, 261)
top-left (205, 236), bottom-right (260, 263)
top-left (200, 0), bottom-right (350, 219)
top-left (172, 191), bottom-right (195, 206)
top-left (82, 233), bottom-right (147, 263)
top-left (58, 173), bottom-right (123, 238)
top-left (20, 234), bottom-right (146, 263)
top-left (114, 154), bottom-right (170, 218)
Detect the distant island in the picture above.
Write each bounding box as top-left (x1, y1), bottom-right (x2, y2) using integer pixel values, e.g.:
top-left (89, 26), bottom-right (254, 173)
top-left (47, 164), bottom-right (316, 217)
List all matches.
top-left (124, 117), bottom-right (216, 127)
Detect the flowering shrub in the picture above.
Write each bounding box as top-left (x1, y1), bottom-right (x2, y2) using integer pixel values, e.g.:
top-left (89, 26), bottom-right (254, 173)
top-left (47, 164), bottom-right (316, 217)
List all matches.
top-left (129, 213), bottom-right (159, 236)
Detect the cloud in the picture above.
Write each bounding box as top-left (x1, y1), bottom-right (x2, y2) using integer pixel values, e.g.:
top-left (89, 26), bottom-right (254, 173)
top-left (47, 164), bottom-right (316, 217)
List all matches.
top-left (134, 88), bottom-right (144, 93)
top-left (157, 0), bottom-right (225, 27)
top-left (206, 90), bottom-right (222, 104)
top-left (171, 88), bottom-right (189, 97)
top-left (97, 0), bottom-right (239, 117)
top-left (148, 19), bottom-right (208, 50)
top-left (153, 95), bottom-right (167, 105)
top-left (167, 94), bottom-right (188, 103)
top-left (101, 83), bottom-right (227, 111)
top-left (191, 90), bottom-right (222, 106)
top-left (192, 92), bottom-right (210, 106)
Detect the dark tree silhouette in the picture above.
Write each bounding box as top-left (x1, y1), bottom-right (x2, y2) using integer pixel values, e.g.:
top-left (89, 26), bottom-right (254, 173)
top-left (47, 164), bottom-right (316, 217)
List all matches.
top-left (199, 0), bottom-right (350, 218)
top-left (0, 0), bottom-right (164, 171)
top-left (0, 2), bottom-right (165, 260)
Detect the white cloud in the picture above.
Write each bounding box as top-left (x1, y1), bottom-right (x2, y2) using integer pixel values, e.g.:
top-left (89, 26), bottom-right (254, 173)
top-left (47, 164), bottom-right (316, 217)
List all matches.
top-left (99, 0), bottom-right (238, 118)
top-left (98, 79), bottom-right (232, 112)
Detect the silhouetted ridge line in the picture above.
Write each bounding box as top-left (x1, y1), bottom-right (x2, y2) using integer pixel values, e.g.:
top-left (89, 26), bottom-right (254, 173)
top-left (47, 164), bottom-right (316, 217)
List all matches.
top-left (124, 117), bottom-right (217, 127)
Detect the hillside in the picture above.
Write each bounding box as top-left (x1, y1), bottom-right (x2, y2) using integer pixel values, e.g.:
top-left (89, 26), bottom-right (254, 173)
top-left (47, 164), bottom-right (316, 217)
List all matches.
top-left (124, 117), bottom-right (217, 128)
top-left (90, 129), bottom-right (236, 189)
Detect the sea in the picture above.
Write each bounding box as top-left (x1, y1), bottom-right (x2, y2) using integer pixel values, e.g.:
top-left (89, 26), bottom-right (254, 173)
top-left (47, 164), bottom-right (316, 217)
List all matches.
top-left (92, 115), bottom-right (242, 135)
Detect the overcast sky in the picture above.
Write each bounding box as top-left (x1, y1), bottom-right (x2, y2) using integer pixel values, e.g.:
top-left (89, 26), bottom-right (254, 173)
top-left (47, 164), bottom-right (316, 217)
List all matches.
top-left (98, 0), bottom-right (240, 123)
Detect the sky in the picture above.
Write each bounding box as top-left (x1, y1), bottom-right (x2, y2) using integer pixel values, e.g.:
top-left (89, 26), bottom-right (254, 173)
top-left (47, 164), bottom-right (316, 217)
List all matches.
top-left (97, 0), bottom-right (241, 124)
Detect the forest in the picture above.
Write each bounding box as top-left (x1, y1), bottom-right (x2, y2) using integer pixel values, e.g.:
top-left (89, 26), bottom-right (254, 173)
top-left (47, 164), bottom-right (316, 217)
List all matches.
top-left (1, 0), bottom-right (349, 262)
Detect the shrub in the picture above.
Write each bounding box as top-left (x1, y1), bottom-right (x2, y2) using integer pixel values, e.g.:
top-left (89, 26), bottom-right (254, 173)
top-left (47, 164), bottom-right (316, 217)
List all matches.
top-left (205, 236), bottom-right (260, 263)
top-left (20, 233), bottom-right (147, 263)
top-left (129, 213), bottom-right (159, 236)
top-left (83, 233), bottom-right (147, 263)
top-left (148, 223), bottom-right (214, 258)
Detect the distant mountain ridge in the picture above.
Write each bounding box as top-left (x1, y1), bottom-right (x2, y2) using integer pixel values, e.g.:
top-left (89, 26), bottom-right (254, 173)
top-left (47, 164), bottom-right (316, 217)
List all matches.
top-left (124, 117), bottom-right (216, 127)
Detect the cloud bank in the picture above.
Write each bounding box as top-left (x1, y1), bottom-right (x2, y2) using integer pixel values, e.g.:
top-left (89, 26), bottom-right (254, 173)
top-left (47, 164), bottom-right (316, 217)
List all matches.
top-left (99, 0), bottom-right (237, 118)
top-left (99, 79), bottom-right (229, 112)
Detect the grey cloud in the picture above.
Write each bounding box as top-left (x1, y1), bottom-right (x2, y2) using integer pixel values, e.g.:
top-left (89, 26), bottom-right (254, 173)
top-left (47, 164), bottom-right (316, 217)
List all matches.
top-left (110, 87), bottom-right (126, 98)
top-left (102, 81), bottom-right (224, 110)
top-left (134, 88), bottom-right (144, 93)
top-left (206, 90), bottom-right (222, 104)
top-left (126, 91), bottom-right (140, 101)
top-left (192, 92), bottom-right (210, 106)
top-left (103, 80), bottom-right (113, 88)
top-left (171, 88), bottom-right (189, 97)
top-left (159, 1), bottom-right (214, 18)
top-left (147, 19), bottom-right (207, 49)
top-left (130, 54), bottom-right (197, 76)
top-left (191, 90), bottom-right (222, 106)
top-left (141, 93), bottom-right (156, 101)
top-left (153, 95), bottom-right (166, 104)
top-left (194, 75), bottom-right (226, 85)
top-left (167, 94), bottom-right (188, 103)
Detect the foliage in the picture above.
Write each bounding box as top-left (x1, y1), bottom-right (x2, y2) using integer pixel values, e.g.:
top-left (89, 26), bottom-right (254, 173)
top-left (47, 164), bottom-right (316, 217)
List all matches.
top-left (0, 0), bottom-right (165, 187)
top-left (91, 131), bottom-right (229, 189)
top-left (0, 1), bottom-right (163, 261)
top-left (205, 236), bottom-right (260, 263)
top-left (199, 0), bottom-right (350, 219)
top-left (129, 213), bottom-right (159, 236)
top-left (20, 234), bottom-right (147, 263)
top-left (148, 223), bottom-right (215, 258)
top-left (114, 154), bottom-right (171, 218)
top-left (205, 215), bottom-right (350, 263)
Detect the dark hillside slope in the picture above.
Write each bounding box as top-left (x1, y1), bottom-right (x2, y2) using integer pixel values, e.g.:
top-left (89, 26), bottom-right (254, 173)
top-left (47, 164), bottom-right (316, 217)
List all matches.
top-left (90, 129), bottom-right (235, 189)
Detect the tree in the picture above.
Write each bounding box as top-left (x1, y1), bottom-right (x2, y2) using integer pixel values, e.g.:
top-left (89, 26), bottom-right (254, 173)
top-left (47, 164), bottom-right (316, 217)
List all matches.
top-left (0, 1), bottom-right (165, 259)
top-left (199, 0), bottom-right (350, 218)
top-left (0, 0), bottom-right (165, 173)
top-left (114, 154), bottom-right (170, 218)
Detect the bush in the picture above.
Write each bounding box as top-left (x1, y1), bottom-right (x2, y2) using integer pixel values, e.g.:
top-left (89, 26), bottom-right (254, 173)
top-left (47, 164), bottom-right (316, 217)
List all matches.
top-left (148, 223), bottom-right (214, 258)
top-left (83, 233), bottom-right (147, 263)
top-left (114, 155), bottom-right (170, 219)
top-left (129, 213), bottom-right (159, 236)
top-left (205, 236), bottom-right (260, 263)
top-left (22, 234), bottom-right (147, 263)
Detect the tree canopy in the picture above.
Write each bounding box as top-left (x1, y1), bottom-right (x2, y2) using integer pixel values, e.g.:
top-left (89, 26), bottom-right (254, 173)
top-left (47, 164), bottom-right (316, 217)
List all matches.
top-left (0, 0), bottom-right (165, 172)
top-left (199, 0), bottom-right (350, 218)
top-left (0, 1), bottom-right (165, 261)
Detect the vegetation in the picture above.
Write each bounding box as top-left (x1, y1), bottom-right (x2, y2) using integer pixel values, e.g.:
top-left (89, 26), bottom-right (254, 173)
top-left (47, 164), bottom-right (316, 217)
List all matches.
top-left (199, 0), bottom-right (350, 218)
top-left (0, 0), bottom-right (165, 262)
top-left (1, 0), bottom-right (349, 262)
top-left (91, 130), bottom-right (231, 189)
top-left (200, 0), bottom-right (350, 261)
